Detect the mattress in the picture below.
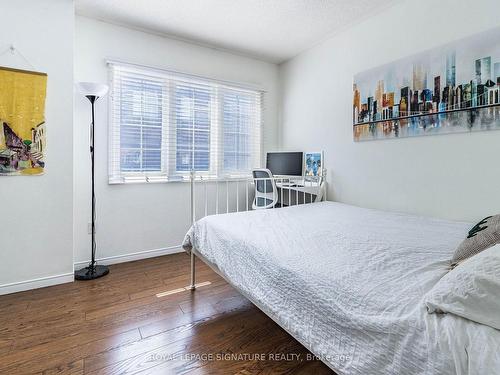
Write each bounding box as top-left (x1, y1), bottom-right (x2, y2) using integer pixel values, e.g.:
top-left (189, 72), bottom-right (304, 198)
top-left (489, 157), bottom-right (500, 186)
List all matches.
top-left (183, 201), bottom-right (500, 374)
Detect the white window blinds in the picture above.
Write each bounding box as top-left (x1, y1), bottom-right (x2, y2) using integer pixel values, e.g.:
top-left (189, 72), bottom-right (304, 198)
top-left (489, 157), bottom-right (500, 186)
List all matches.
top-left (108, 62), bottom-right (263, 183)
top-left (222, 88), bottom-right (262, 172)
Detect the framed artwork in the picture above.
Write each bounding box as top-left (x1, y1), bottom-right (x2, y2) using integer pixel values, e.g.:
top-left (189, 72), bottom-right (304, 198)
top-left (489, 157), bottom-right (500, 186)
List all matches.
top-left (0, 66), bottom-right (47, 175)
top-left (304, 151), bottom-right (323, 177)
top-left (353, 27), bottom-right (500, 141)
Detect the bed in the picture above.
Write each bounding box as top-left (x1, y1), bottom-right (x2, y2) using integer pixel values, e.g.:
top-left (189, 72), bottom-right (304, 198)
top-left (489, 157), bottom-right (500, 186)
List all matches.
top-left (183, 201), bottom-right (500, 374)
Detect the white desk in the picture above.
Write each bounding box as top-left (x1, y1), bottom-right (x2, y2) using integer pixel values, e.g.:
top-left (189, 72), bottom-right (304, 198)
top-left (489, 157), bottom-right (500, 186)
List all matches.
top-left (275, 179), bottom-right (326, 204)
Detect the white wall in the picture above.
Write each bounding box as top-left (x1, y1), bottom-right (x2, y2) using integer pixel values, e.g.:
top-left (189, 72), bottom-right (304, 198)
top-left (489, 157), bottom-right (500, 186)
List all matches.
top-left (74, 16), bottom-right (280, 265)
top-left (0, 0), bottom-right (74, 293)
top-left (280, 0), bottom-right (500, 222)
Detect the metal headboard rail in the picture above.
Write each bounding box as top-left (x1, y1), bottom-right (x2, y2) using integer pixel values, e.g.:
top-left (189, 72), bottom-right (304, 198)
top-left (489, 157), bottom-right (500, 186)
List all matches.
top-left (190, 173), bottom-right (324, 220)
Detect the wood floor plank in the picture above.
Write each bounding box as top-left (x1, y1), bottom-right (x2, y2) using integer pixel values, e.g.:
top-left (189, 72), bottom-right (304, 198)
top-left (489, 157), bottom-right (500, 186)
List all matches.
top-left (84, 274), bottom-right (224, 322)
top-left (0, 339), bottom-right (13, 356)
top-left (83, 310), bottom-right (232, 373)
top-left (0, 329), bottom-right (141, 374)
top-left (0, 253), bottom-right (333, 375)
top-left (82, 290), bottom-right (255, 374)
top-left (132, 310), bottom-right (316, 375)
top-left (0, 289), bottom-right (34, 304)
top-left (11, 285), bottom-right (230, 353)
top-left (0, 300), bottom-right (29, 317)
top-left (6, 328), bottom-right (138, 374)
top-left (1, 310), bottom-right (87, 342)
top-left (41, 359), bottom-right (84, 375)
top-left (88, 309), bottom-right (276, 375)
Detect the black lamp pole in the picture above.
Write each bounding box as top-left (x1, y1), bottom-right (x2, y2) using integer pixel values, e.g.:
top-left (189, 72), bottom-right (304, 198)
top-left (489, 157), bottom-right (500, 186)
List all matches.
top-left (75, 95), bottom-right (109, 280)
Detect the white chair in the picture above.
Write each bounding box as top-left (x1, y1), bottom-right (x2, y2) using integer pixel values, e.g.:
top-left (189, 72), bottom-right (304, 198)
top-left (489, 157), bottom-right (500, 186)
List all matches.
top-left (252, 169), bottom-right (278, 209)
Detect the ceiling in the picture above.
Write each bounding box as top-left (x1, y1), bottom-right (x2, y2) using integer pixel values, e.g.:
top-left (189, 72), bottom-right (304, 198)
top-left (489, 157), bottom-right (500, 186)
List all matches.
top-left (76, 0), bottom-right (399, 64)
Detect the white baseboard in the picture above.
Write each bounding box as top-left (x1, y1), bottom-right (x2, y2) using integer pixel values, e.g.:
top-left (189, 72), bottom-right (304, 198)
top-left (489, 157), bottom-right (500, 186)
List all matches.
top-left (0, 273), bottom-right (74, 296)
top-left (74, 245), bottom-right (183, 269)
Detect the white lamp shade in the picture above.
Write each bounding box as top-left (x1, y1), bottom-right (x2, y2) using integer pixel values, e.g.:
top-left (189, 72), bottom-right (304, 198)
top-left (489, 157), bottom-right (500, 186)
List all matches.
top-left (76, 82), bottom-right (109, 97)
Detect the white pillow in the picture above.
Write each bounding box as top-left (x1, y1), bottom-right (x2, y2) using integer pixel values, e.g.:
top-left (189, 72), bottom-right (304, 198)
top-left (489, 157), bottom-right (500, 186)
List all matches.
top-left (425, 244), bottom-right (500, 330)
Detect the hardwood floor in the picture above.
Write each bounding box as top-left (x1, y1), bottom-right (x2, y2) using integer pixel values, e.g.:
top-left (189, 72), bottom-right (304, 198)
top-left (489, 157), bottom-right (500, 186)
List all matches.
top-left (0, 253), bottom-right (333, 374)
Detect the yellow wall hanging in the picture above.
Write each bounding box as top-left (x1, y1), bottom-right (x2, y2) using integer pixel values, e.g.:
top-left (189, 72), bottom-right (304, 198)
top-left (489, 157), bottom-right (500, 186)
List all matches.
top-left (0, 66), bottom-right (47, 175)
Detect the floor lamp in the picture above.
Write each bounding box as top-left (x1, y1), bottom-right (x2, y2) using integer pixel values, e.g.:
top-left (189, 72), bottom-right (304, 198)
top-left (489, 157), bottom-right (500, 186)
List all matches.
top-left (75, 82), bottom-right (110, 280)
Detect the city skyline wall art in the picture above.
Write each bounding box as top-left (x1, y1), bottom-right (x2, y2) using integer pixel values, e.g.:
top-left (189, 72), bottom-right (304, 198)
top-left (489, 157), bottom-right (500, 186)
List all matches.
top-left (353, 27), bottom-right (500, 141)
top-left (0, 67), bottom-right (47, 175)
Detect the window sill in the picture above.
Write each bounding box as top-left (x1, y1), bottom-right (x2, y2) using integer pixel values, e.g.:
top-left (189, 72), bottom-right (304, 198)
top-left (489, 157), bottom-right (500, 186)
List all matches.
top-left (109, 174), bottom-right (253, 185)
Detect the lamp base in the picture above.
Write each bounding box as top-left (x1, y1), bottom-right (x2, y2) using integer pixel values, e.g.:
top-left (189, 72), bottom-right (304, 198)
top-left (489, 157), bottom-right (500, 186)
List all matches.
top-left (75, 265), bottom-right (109, 280)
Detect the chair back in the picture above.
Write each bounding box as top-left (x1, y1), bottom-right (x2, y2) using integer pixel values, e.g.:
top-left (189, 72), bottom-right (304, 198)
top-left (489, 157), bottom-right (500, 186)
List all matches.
top-left (252, 169), bottom-right (278, 209)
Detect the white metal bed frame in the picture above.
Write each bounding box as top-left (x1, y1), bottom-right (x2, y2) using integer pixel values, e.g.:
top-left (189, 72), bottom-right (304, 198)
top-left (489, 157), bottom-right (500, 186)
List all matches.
top-left (187, 170), bottom-right (325, 290)
top-left (185, 171), bottom-right (335, 371)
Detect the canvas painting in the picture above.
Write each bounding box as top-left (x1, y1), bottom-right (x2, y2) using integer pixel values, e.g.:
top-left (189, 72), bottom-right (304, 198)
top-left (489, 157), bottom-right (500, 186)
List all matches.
top-left (0, 66), bottom-right (47, 175)
top-left (353, 27), bottom-right (500, 141)
top-left (304, 152), bottom-right (323, 177)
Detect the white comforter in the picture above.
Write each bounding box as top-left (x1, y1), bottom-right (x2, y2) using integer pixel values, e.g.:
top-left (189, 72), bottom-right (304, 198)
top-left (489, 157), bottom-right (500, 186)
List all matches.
top-left (182, 201), bottom-right (500, 374)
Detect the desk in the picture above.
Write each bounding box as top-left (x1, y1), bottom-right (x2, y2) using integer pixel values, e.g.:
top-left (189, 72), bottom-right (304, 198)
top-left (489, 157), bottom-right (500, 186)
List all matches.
top-left (275, 179), bottom-right (325, 205)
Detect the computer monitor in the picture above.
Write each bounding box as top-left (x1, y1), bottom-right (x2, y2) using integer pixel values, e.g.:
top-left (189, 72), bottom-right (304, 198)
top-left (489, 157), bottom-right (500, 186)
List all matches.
top-left (266, 152), bottom-right (303, 176)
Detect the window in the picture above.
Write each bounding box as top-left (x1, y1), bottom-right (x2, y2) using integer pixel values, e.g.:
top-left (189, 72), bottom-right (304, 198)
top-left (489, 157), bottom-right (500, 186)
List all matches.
top-left (222, 89), bottom-right (256, 172)
top-left (174, 84), bottom-right (211, 172)
top-left (108, 63), bottom-right (262, 183)
top-left (119, 75), bottom-right (163, 173)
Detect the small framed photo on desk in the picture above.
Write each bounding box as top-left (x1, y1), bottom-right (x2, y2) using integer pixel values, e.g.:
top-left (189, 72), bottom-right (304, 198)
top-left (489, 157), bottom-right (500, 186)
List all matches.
top-left (304, 151), bottom-right (323, 180)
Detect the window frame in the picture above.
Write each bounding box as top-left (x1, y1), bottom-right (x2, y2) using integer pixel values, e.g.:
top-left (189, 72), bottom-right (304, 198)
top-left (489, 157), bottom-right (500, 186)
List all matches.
top-left (108, 62), bottom-right (263, 184)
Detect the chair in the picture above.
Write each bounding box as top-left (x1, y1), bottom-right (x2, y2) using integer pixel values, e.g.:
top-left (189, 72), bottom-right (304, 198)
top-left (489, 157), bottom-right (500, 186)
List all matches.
top-left (252, 169), bottom-right (278, 210)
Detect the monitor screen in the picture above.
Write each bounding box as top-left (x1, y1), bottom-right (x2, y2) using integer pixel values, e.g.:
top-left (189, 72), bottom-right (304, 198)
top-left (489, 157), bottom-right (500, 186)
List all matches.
top-left (266, 152), bottom-right (303, 176)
